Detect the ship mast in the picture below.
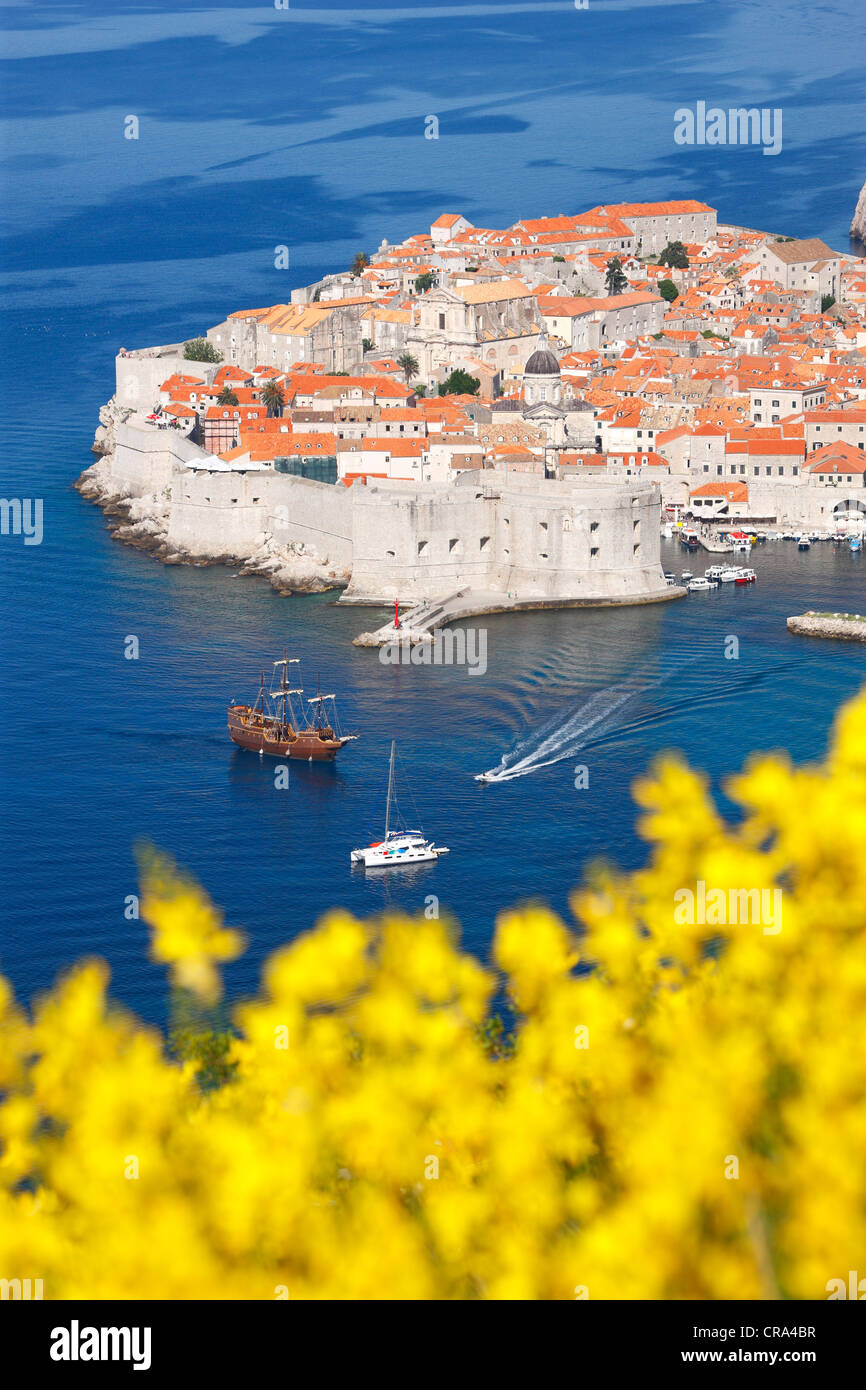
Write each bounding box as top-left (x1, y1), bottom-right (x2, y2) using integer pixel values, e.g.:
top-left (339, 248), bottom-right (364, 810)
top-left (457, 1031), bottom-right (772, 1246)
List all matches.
top-left (280, 648), bottom-right (288, 733)
top-left (384, 739), bottom-right (395, 839)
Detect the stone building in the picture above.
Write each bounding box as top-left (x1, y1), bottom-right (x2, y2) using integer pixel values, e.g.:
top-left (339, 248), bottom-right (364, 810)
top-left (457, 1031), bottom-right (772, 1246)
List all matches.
top-left (206, 299), bottom-right (371, 374)
top-left (343, 471), bottom-right (669, 605)
top-left (757, 239), bottom-right (842, 303)
top-left (405, 279), bottom-right (542, 389)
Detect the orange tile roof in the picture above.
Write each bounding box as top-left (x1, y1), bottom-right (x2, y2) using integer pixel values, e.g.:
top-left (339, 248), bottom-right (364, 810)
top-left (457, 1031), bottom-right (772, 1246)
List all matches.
top-left (690, 480), bottom-right (749, 500)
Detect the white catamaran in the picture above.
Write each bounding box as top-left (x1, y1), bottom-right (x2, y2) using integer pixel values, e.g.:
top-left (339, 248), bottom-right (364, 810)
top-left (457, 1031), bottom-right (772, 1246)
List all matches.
top-left (350, 741), bottom-right (449, 869)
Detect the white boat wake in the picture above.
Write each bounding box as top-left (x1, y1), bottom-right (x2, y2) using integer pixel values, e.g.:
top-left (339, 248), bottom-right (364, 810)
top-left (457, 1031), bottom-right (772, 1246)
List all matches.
top-left (475, 684), bottom-right (641, 783)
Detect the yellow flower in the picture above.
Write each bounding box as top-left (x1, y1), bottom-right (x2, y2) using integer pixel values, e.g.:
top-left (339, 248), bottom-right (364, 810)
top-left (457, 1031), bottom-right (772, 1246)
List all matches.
top-left (0, 687), bottom-right (864, 1298)
top-left (139, 850), bottom-right (244, 1003)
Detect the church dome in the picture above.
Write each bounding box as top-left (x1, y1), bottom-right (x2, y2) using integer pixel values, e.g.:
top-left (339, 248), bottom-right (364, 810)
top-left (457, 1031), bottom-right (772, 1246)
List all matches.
top-left (524, 335), bottom-right (560, 377)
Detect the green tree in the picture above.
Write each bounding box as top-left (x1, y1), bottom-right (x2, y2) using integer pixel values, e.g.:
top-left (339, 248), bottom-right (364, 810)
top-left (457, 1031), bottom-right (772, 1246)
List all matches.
top-left (552, 255), bottom-right (565, 264)
top-left (821, 294), bottom-right (836, 313)
top-left (605, 257), bottom-right (628, 295)
top-left (361, 338), bottom-right (373, 353)
top-left (658, 240), bottom-right (689, 269)
top-left (414, 272), bottom-right (435, 293)
top-left (217, 386), bottom-right (239, 406)
top-left (397, 352), bottom-right (419, 385)
top-left (184, 337), bottom-right (222, 364)
top-left (658, 279), bottom-right (679, 303)
top-left (167, 989), bottom-right (237, 1096)
top-left (261, 380), bottom-right (286, 417)
top-left (414, 383), bottom-right (427, 398)
top-left (351, 252), bottom-right (369, 276)
top-left (438, 369), bottom-right (480, 397)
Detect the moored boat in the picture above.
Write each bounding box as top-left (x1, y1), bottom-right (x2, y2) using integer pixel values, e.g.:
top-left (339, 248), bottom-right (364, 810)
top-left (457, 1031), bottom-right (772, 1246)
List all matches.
top-left (228, 654), bottom-right (358, 760)
top-left (351, 741), bottom-right (448, 868)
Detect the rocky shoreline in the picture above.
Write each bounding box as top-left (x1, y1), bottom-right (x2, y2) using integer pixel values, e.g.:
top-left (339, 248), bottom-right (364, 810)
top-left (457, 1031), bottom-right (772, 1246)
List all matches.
top-left (76, 407), bottom-right (350, 596)
top-left (851, 178), bottom-right (866, 244)
top-left (787, 611), bottom-right (866, 643)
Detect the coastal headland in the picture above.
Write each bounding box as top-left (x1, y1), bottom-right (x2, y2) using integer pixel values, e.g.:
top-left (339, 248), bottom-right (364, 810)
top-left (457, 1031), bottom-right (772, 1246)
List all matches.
top-left (79, 195), bottom-right (866, 626)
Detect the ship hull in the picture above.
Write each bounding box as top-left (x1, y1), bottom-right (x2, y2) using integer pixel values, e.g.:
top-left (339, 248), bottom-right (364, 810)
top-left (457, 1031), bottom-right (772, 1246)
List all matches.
top-left (228, 707), bottom-right (345, 760)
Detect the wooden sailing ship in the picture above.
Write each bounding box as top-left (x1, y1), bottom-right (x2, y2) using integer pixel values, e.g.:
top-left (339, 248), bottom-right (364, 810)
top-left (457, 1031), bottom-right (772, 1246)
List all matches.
top-left (228, 653), bottom-right (357, 761)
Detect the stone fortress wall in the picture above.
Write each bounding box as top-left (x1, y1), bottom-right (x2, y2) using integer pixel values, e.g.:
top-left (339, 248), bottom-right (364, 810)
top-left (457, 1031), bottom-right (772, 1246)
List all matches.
top-left (105, 423), bottom-right (670, 607)
top-left (345, 473), bottom-right (666, 603)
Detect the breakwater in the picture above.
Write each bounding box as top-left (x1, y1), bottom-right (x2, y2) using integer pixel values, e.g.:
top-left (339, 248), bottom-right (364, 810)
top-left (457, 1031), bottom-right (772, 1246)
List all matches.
top-left (787, 611), bottom-right (866, 642)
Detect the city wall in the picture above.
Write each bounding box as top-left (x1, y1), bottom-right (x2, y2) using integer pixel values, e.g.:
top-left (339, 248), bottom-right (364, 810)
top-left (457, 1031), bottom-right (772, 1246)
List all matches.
top-left (106, 430), bottom-right (669, 603)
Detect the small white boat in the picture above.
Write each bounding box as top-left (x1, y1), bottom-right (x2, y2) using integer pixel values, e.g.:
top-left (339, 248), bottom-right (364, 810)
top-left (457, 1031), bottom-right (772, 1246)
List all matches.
top-left (719, 567), bottom-right (739, 582)
top-left (681, 570), bottom-right (693, 581)
top-left (350, 740), bottom-right (449, 868)
top-left (797, 535), bottom-right (811, 551)
top-left (687, 576), bottom-right (713, 591)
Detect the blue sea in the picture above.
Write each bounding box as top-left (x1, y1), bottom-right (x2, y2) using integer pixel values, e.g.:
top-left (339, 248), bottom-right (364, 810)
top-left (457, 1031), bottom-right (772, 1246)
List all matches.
top-left (1, 0), bottom-right (865, 1023)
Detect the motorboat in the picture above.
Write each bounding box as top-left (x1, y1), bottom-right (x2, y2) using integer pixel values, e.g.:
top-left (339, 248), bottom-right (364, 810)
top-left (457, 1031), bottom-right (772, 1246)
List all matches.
top-left (797, 535), bottom-right (811, 550)
top-left (681, 570), bottom-right (693, 581)
top-left (350, 740), bottom-right (449, 869)
top-left (687, 577), bottom-right (714, 591)
top-left (735, 567), bottom-right (756, 584)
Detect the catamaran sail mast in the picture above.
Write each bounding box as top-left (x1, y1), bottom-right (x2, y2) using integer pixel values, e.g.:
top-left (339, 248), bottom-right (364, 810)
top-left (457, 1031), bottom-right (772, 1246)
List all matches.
top-left (384, 739), bottom-right (396, 839)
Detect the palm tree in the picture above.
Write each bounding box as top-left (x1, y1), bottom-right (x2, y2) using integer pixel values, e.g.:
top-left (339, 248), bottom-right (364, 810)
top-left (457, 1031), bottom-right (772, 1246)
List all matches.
top-left (351, 252), bottom-right (368, 277)
top-left (397, 353), bottom-right (419, 385)
top-left (217, 386), bottom-right (239, 406)
top-left (261, 380), bottom-right (286, 418)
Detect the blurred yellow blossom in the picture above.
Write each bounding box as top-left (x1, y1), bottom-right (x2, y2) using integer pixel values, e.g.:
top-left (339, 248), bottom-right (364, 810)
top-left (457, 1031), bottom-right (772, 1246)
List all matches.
top-left (139, 850), bottom-right (245, 1004)
top-left (1, 689), bottom-right (865, 1299)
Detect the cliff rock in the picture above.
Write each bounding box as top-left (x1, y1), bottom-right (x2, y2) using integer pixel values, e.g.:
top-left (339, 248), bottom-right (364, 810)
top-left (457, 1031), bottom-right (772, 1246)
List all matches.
top-left (851, 179), bottom-right (866, 243)
top-left (92, 396), bottom-right (135, 456)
